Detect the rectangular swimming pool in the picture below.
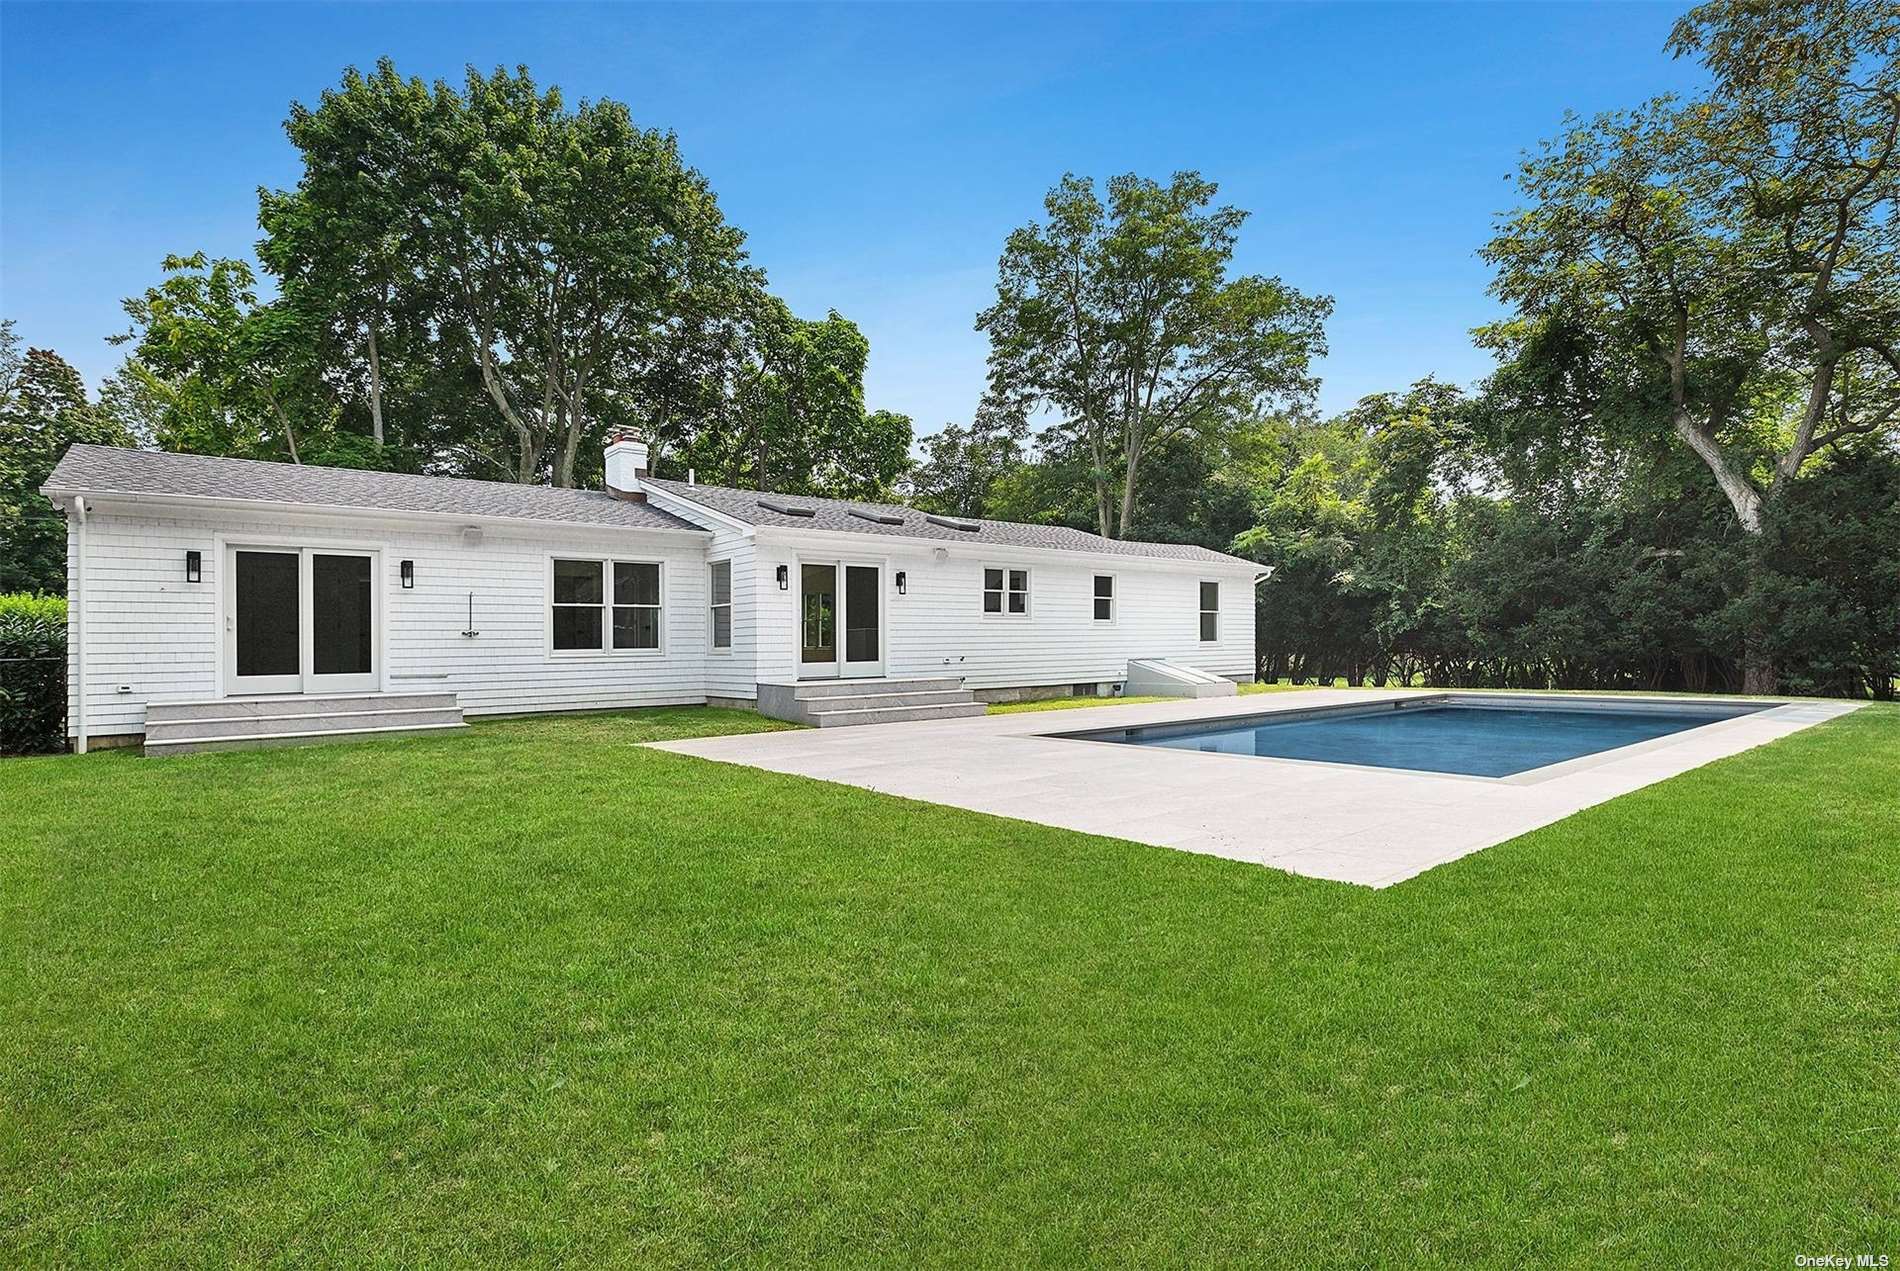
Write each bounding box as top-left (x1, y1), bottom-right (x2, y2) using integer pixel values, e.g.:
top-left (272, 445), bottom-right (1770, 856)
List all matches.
top-left (1063, 696), bottom-right (1770, 779)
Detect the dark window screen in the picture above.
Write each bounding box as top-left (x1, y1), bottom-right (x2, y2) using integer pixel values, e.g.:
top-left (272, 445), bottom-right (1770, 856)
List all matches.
top-left (312, 554), bottom-right (372, 675)
top-left (235, 550), bottom-right (299, 677)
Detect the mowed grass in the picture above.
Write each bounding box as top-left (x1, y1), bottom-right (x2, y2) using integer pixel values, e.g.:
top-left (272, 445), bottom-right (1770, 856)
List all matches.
top-left (2, 703), bottom-right (1896, 1265)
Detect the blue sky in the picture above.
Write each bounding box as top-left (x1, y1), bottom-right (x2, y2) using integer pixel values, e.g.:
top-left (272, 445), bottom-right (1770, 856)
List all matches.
top-left (1, 1), bottom-right (1702, 432)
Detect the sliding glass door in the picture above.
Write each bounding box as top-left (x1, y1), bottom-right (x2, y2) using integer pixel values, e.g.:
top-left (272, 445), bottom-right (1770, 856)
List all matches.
top-left (799, 563), bottom-right (838, 677)
top-left (798, 560), bottom-right (883, 679)
top-left (309, 552), bottom-right (377, 692)
top-left (227, 546), bottom-right (380, 695)
top-left (231, 549), bottom-right (302, 694)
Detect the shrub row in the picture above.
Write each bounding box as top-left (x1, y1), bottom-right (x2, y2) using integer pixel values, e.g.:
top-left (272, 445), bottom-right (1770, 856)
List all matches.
top-left (0, 593), bottom-right (67, 754)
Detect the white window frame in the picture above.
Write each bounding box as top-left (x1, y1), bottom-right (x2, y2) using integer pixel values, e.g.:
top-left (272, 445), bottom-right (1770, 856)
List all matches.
top-left (708, 558), bottom-right (733, 653)
top-left (1092, 573), bottom-right (1116, 624)
top-left (981, 564), bottom-right (1031, 618)
top-left (1198, 579), bottom-right (1219, 643)
top-left (546, 555), bottom-right (666, 658)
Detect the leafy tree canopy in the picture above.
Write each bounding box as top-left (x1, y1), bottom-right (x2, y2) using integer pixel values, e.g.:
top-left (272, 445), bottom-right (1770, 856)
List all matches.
top-left (977, 171), bottom-right (1330, 538)
top-left (0, 323), bottom-right (136, 594)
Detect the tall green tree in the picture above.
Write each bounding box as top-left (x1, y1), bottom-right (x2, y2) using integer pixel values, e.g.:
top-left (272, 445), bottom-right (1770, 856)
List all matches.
top-left (259, 62), bottom-right (432, 446)
top-left (0, 325), bottom-right (135, 593)
top-left (674, 300), bottom-right (913, 498)
top-left (261, 61), bottom-right (763, 488)
top-left (115, 253), bottom-right (381, 467)
top-left (908, 407), bottom-right (1029, 519)
top-left (1481, 0), bottom-right (1900, 690)
top-left (977, 171), bottom-right (1330, 539)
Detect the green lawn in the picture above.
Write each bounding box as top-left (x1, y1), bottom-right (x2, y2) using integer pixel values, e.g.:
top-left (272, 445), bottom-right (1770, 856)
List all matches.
top-left (3, 703), bottom-right (1896, 1265)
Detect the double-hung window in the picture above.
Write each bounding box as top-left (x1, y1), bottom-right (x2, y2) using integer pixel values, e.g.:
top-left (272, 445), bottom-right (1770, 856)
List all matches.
top-left (1093, 574), bottom-right (1114, 622)
top-left (550, 558), bottom-right (662, 653)
top-left (709, 560), bottom-right (732, 650)
top-left (983, 567), bottom-right (1029, 616)
top-left (1199, 580), bottom-right (1219, 642)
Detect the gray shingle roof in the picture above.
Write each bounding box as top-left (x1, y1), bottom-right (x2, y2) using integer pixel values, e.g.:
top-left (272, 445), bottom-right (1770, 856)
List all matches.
top-left (44, 445), bottom-right (706, 534)
top-left (643, 477), bottom-right (1257, 568)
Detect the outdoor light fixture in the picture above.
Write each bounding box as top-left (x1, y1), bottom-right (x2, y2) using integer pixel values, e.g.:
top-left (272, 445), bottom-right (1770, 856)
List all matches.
top-left (776, 564), bottom-right (789, 590)
top-left (184, 550), bottom-right (201, 583)
top-left (400, 560), bottom-right (414, 589)
top-left (895, 570), bottom-right (907, 595)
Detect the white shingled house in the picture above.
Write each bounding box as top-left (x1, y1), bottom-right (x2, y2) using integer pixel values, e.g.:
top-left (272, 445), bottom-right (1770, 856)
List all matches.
top-left (42, 435), bottom-right (1264, 752)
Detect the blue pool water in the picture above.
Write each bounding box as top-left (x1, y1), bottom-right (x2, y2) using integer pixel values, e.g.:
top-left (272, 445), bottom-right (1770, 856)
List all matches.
top-left (1075, 701), bottom-right (1764, 778)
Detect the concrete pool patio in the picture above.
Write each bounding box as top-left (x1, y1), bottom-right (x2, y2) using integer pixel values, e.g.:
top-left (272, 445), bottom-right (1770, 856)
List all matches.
top-left (652, 689), bottom-right (1863, 887)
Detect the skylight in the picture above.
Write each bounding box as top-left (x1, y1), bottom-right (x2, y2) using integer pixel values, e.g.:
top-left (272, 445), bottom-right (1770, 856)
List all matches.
top-left (924, 513), bottom-right (980, 532)
top-left (757, 499), bottom-right (816, 518)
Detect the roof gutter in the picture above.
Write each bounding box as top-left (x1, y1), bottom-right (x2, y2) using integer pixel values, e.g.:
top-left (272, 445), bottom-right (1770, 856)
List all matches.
top-left (38, 486), bottom-right (715, 539)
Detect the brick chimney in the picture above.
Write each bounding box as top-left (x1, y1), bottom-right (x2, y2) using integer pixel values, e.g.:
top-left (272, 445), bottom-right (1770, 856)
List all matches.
top-left (605, 432), bottom-right (649, 499)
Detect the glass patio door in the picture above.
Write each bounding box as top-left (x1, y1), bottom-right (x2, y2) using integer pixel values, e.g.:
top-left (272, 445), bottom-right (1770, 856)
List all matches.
top-left (227, 546), bottom-right (379, 695)
top-left (841, 564), bottom-right (882, 679)
top-left (799, 561), bottom-right (883, 680)
top-left (308, 552), bottom-right (378, 693)
top-left (799, 563), bottom-right (839, 678)
top-left (230, 549), bottom-right (302, 694)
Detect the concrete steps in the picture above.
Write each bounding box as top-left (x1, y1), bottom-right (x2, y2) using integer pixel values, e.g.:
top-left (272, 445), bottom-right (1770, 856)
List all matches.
top-left (756, 677), bottom-right (985, 727)
top-left (144, 692), bottom-right (467, 755)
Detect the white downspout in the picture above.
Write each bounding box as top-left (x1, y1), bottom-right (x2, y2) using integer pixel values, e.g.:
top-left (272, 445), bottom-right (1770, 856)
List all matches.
top-left (71, 496), bottom-right (88, 754)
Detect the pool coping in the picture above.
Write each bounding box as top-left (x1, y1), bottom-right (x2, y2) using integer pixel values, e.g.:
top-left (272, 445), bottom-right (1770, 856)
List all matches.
top-left (650, 688), bottom-right (1865, 888)
top-left (1042, 692), bottom-right (1782, 787)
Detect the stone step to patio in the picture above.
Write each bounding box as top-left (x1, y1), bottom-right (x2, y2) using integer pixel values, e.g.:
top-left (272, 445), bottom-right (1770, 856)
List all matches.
top-left (805, 701), bottom-right (989, 728)
top-left (800, 688), bottom-right (973, 711)
top-left (143, 692), bottom-right (467, 754)
top-left (145, 721), bottom-right (469, 756)
top-left (786, 676), bottom-right (967, 699)
top-left (146, 706), bottom-right (468, 744)
top-left (756, 677), bottom-right (981, 726)
top-left (146, 692), bottom-right (459, 722)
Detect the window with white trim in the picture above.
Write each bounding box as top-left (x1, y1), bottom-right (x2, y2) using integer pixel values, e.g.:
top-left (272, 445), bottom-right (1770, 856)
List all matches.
top-left (1093, 574), bottom-right (1114, 622)
top-left (709, 559), bottom-right (732, 650)
top-left (1199, 580), bottom-right (1219, 642)
top-left (551, 559), bottom-right (605, 650)
top-left (614, 562), bottom-right (662, 650)
top-left (983, 567), bottom-right (1029, 616)
top-left (550, 558), bottom-right (662, 652)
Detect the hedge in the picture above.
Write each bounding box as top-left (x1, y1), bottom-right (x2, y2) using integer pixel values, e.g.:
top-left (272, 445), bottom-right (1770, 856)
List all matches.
top-left (0, 593), bottom-right (67, 754)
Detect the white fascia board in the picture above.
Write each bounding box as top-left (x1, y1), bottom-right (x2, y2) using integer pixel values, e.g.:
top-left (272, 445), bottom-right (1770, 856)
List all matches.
top-left (752, 524), bottom-right (1258, 573)
top-left (638, 484), bottom-right (758, 536)
top-left (37, 487), bottom-right (715, 540)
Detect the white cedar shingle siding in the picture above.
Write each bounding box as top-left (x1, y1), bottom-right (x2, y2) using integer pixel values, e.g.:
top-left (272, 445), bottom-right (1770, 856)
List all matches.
top-left (702, 526), bottom-right (759, 701)
top-left (58, 458), bottom-right (1263, 737)
top-left (67, 505), bottom-right (713, 738)
top-left (747, 538), bottom-right (1255, 690)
